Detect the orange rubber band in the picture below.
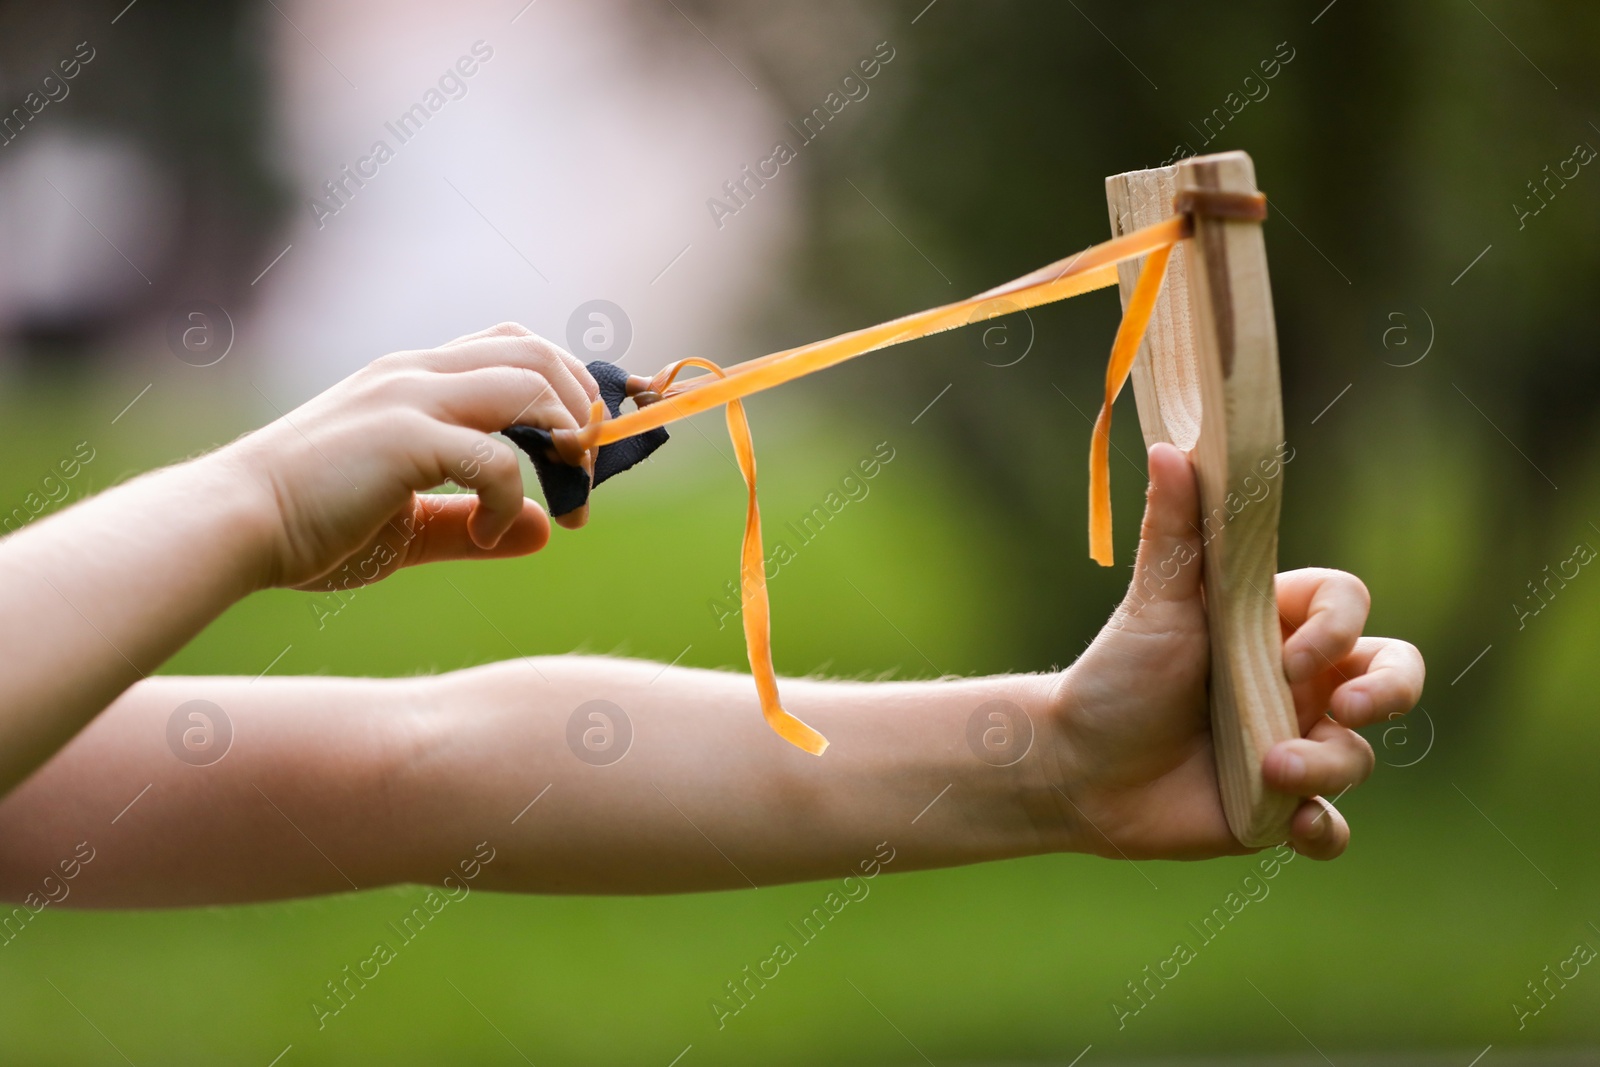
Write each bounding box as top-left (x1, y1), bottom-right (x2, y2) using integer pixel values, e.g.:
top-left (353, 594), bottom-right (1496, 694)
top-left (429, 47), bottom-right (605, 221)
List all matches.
top-left (570, 215), bottom-right (1190, 452)
top-left (1089, 243), bottom-right (1173, 566)
top-left (654, 357), bottom-right (829, 754)
top-left (556, 214), bottom-right (1192, 753)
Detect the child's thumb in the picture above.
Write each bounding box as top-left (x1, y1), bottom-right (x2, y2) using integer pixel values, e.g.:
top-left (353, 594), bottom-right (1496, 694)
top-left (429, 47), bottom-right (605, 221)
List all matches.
top-left (1124, 442), bottom-right (1205, 610)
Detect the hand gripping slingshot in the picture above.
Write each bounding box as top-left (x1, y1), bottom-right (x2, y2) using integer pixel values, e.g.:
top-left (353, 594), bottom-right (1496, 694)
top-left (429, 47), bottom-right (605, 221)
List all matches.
top-left (507, 151), bottom-right (1298, 848)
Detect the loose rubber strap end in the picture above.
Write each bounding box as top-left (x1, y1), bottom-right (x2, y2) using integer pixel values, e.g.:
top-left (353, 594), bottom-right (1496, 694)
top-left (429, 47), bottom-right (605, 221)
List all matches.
top-left (1088, 439), bottom-right (1115, 566)
top-left (764, 707), bottom-right (830, 756)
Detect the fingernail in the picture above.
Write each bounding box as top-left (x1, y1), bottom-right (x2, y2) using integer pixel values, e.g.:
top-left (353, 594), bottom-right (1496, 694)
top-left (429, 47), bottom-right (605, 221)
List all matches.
top-left (555, 504), bottom-right (589, 530)
top-left (1279, 751), bottom-right (1306, 784)
top-left (1312, 798), bottom-right (1336, 837)
top-left (1285, 649), bottom-right (1316, 684)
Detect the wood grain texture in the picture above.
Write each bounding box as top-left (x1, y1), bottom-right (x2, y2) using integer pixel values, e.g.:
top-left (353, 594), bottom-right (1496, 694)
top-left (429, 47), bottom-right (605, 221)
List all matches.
top-left (1106, 166), bottom-right (1201, 452)
top-left (1105, 151), bottom-right (1298, 848)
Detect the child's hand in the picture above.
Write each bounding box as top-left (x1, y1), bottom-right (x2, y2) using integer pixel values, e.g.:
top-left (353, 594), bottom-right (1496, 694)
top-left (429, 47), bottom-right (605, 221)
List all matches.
top-left (225, 323), bottom-right (600, 591)
top-left (1052, 443), bottom-right (1425, 861)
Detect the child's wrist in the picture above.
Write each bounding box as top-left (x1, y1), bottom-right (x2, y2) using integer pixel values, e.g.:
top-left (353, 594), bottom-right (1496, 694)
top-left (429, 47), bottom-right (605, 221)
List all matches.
top-left (1036, 668), bottom-right (1095, 856)
top-left (961, 670), bottom-right (1091, 858)
top-left (188, 446), bottom-right (287, 595)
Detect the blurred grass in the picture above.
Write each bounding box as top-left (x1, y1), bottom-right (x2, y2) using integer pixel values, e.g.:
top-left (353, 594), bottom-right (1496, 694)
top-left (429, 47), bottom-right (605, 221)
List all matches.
top-left (0, 378), bottom-right (1597, 1065)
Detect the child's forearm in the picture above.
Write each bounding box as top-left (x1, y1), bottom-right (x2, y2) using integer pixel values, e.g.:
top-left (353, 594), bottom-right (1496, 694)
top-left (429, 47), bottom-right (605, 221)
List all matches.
top-left (0, 674), bottom-right (410, 906)
top-left (0, 660), bottom-right (1074, 906)
top-left (0, 454), bottom-right (271, 798)
top-left (406, 657), bottom-right (1072, 894)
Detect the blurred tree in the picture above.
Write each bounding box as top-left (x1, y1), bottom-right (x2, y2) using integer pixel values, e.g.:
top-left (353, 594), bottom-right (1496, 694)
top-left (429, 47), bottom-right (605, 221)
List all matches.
top-left (0, 0), bottom-right (289, 365)
top-left (656, 0), bottom-right (1600, 695)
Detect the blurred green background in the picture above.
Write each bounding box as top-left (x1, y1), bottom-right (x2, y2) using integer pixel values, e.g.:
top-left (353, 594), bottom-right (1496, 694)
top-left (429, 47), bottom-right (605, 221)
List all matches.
top-left (2, 0), bottom-right (1600, 1062)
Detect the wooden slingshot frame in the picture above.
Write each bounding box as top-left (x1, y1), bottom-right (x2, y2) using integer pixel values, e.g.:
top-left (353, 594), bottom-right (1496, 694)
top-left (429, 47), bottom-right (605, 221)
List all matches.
top-left (550, 148), bottom-right (1299, 847)
top-left (1106, 151), bottom-right (1298, 847)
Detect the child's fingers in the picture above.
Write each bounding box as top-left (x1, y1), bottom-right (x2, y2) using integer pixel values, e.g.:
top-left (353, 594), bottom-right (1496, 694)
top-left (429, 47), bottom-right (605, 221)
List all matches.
top-left (1123, 442), bottom-right (1205, 609)
top-left (426, 367), bottom-right (585, 436)
top-left (428, 348), bottom-right (595, 427)
top-left (439, 321), bottom-right (533, 348)
top-left (1275, 567), bottom-right (1372, 631)
top-left (1262, 716), bottom-right (1375, 797)
top-left (1277, 569), bottom-right (1371, 684)
top-left (430, 428), bottom-right (531, 549)
top-left (1328, 636), bottom-right (1426, 728)
top-left (1286, 795), bottom-right (1350, 860)
top-left (490, 333), bottom-right (601, 409)
top-left (425, 330), bottom-right (600, 407)
top-left (397, 494), bottom-right (550, 566)
top-left (287, 494), bottom-right (550, 591)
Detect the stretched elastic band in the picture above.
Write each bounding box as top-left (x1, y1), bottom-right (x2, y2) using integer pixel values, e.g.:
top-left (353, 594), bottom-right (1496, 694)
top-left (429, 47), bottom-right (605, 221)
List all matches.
top-left (561, 215), bottom-right (1191, 454)
top-left (544, 212), bottom-right (1199, 755)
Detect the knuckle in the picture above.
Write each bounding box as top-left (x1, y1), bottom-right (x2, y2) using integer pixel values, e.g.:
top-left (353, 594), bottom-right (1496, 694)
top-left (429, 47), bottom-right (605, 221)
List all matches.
top-left (510, 331), bottom-right (555, 356)
top-left (1321, 614), bottom-right (1364, 652)
top-left (361, 367), bottom-right (430, 402)
top-left (514, 366), bottom-right (551, 390)
top-left (399, 409), bottom-right (438, 438)
top-left (511, 368), bottom-right (557, 406)
top-left (362, 350), bottom-right (411, 377)
top-left (455, 434), bottom-right (518, 484)
top-left (486, 321), bottom-right (534, 338)
top-left (485, 438), bottom-right (520, 475)
top-left (511, 333), bottom-right (575, 373)
top-left (393, 413), bottom-right (444, 467)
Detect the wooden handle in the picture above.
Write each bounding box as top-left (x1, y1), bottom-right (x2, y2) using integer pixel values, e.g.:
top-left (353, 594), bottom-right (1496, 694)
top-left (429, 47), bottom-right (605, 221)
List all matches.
top-left (1105, 151), bottom-right (1298, 848)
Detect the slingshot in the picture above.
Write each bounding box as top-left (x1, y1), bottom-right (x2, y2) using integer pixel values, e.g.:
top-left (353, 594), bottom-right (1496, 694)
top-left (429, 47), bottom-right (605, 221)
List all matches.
top-left (541, 151), bottom-right (1298, 847)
